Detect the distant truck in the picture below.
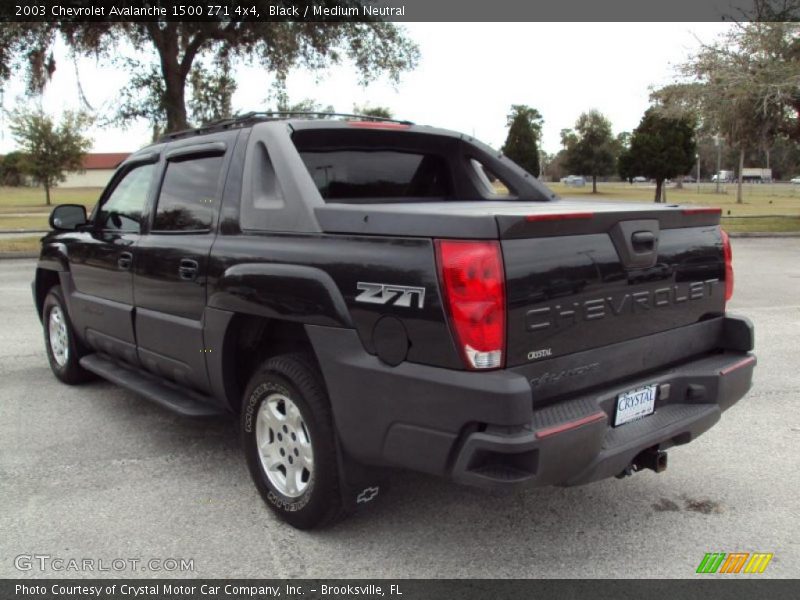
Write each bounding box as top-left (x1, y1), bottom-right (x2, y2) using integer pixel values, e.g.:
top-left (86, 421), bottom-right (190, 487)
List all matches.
top-left (741, 168), bottom-right (772, 183)
top-left (711, 170), bottom-right (734, 183)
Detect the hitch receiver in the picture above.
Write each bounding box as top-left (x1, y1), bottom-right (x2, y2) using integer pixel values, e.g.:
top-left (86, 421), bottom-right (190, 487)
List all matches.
top-left (632, 447), bottom-right (668, 474)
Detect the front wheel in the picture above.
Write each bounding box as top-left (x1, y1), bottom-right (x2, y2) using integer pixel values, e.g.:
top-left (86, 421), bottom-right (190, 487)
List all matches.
top-left (42, 285), bottom-right (92, 384)
top-left (241, 353), bottom-right (345, 529)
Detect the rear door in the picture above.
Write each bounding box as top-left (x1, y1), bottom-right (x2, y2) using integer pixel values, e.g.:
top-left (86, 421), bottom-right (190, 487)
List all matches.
top-left (133, 136), bottom-right (233, 393)
top-left (67, 159), bottom-right (158, 364)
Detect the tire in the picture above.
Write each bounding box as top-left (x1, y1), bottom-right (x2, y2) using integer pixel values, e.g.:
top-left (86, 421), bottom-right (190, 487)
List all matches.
top-left (42, 285), bottom-right (92, 384)
top-left (241, 353), bottom-right (345, 529)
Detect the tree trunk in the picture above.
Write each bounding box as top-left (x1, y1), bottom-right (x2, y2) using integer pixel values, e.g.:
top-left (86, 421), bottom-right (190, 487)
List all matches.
top-left (676, 175), bottom-right (684, 190)
top-left (737, 146), bottom-right (745, 204)
top-left (654, 179), bottom-right (663, 203)
top-left (662, 182), bottom-right (667, 203)
top-left (157, 31), bottom-right (189, 133)
top-left (44, 181), bottom-right (51, 206)
top-left (162, 64), bottom-right (188, 132)
top-left (592, 175), bottom-right (597, 193)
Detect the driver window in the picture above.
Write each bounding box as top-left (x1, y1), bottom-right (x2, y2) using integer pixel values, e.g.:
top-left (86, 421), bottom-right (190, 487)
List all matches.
top-left (97, 163), bottom-right (155, 232)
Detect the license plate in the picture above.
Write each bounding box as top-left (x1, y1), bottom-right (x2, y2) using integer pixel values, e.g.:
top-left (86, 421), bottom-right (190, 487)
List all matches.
top-left (614, 385), bottom-right (657, 427)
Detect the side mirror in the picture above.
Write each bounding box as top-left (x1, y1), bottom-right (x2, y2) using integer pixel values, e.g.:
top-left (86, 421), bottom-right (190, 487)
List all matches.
top-left (50, 204), bottom-right (87, 231)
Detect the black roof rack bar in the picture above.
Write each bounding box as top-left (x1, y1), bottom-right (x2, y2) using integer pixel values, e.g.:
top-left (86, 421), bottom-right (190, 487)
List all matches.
top-left (158, 111), bottom-right (414, 142)
top-left (236, 111), bottom-right (413, 124)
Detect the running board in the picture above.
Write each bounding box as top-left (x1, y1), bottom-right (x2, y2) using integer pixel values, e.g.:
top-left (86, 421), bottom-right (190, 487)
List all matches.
top-left (79, 354), bottom-right (226, 417)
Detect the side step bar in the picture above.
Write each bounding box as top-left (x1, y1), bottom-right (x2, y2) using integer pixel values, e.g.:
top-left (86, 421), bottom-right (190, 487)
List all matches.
top-left (80, 354), bottom-right (226, 417)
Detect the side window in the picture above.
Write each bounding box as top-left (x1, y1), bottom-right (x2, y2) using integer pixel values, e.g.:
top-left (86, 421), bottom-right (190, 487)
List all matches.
top-left (152, 155), bottom-right (224, 232)
top-left (97, 163), bottom-right (155, 232)
top-left (469, 158), bottom-right (515, 198)
top-left (240, 141), bottom-right (285, 231)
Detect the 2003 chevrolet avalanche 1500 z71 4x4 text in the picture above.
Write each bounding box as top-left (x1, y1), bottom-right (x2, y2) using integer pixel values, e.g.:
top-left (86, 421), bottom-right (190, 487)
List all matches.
top-left (33, 113), bottom-right (755, 529)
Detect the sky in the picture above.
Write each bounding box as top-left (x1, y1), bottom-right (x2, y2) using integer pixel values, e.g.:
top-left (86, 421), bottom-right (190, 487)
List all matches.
top-left (0, 22), bottom-right (733, 156)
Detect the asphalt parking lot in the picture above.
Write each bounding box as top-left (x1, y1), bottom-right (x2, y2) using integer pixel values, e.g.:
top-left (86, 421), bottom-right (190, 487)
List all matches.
top-left (1, 238), bottom-right (798, 579)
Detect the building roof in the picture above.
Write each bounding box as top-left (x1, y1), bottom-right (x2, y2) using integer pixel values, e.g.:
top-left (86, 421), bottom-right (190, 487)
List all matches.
top-left (82, 153), bottom-right (130, 170)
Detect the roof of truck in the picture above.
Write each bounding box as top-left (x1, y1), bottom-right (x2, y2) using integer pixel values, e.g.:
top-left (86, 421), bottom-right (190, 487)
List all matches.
top-left (156, 112), bottom-right (448, 144)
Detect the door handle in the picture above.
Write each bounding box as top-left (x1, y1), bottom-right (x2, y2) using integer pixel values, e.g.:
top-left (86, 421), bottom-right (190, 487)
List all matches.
top-left (631, 231), bottom-right (656, 253)
top-left (117, 251), bottom-right (133, 271)
top-left (178, 258), bottom-right (199, 281)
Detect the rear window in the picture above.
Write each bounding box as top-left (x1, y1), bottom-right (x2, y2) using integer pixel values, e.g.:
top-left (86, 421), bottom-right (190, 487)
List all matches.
top-left (290, 127), bottom-right (550, 205)
top-left (299, 150), bottom-right (451, 201)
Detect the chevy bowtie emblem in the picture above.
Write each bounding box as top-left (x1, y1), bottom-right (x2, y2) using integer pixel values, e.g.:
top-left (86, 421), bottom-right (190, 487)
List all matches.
top-left (356, 486), bottom-right (380, 504)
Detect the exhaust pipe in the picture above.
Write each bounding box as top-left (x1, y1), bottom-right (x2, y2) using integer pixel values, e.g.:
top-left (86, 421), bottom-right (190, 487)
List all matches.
top-left (632, 447), bottom-right (668, 473)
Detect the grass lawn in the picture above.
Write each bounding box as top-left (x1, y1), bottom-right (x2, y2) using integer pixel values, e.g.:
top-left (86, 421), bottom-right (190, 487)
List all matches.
top-left (0, 215), bottom-right (51, 230)
top-left (549, 181), bottom-right (800, 218)
top-left (720, 216), bottom-right (800, 232)
top-left (0, 235), bottom-right (42, 253)
top-left (0, 186), bottom-right (101, 212)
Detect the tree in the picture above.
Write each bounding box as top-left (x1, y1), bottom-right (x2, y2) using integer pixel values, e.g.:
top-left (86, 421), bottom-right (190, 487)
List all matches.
top-left (563, 110), bottom-right (616, 193)
top-left (0, 151), bottom-right (30, 187)
top-left (0, 6), bottom-right (420, 133)
top-left (9, 110), bottom-right (91, 205)
top-left (501, 105), bottom-right (543, 177)
top-left (619, 109), bottom-right (697, 202)
top-left (652, 21), bottom-right (800, 202)
top-left (353, 104), bottom-right (394, 119)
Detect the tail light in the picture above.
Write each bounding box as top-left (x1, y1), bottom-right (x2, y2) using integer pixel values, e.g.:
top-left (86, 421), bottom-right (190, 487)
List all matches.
top-left (435, 240), bottom-right (506, 370)
top-left (721, 228), bottom-right (734, 303)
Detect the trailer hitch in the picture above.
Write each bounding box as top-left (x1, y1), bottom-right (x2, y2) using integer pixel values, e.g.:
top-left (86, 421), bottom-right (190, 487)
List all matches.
top-left (616, 447), bottom-right (668, 479)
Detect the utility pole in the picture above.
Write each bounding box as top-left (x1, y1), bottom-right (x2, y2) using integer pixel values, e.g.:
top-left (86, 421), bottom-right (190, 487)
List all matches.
top-left (696, 153), bottom-right (701, 194)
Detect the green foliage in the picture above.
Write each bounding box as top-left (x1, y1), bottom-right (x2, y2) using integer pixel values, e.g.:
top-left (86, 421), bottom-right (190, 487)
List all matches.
top-left (8, 110), bottom-right (92, 205)
top-left (0, 7), bottom-right (420, 133)
top-left (562, 110), bottom-right (617, 192)
top-left (353, 104), bottom-right (393, 119)
top-left (502, 105), bottom-right (543, 177)
top-left (188, 54), bottom-right (236, 127)
top-left (619, 109), bottom-right (697, 201)
top-left (0, 151), bottom-right (30, 186)
top-left (652, 21), bottom-right (800, 201)
top-left (272, 98), bottom-right (336, 117)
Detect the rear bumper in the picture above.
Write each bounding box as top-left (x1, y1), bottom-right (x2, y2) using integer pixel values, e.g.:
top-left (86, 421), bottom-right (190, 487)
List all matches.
top-left (307, 315), bottom-right (755, 489)
top-left (451, 351), bottom-right (754, 488)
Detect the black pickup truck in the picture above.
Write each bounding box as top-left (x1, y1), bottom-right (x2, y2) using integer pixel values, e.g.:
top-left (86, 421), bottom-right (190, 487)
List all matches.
top-left (34, 114), bottom-right (755, 529)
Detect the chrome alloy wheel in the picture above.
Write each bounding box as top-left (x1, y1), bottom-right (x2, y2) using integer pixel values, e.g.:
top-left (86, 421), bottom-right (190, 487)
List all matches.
top-left (255, 392), bottom-right (314, 498)
top-left (48, 305), bottom-right (69, 367)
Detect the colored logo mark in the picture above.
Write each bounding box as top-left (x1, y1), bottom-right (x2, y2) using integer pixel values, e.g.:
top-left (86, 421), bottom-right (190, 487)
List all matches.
top-left (696, 552), bottom-right (773, 574)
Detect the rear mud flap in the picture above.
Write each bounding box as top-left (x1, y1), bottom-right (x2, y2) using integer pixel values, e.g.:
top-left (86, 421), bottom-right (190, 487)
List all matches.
top-left (335, 440), bottom-right (389, 513)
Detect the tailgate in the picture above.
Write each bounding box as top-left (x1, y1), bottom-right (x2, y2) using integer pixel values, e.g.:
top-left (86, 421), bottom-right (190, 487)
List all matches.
top-left (502, 203), bottom-right (726, 367)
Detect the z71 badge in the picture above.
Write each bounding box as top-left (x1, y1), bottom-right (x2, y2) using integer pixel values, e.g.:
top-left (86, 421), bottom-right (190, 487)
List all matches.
top-left (355, 282), bottom-right (426, 309)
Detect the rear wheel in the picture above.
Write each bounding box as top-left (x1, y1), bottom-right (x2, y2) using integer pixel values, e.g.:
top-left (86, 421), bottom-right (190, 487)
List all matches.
top-left (42, 286), bottom-right (92, 384)
top-left (241, 353), bottom-right (345, 529)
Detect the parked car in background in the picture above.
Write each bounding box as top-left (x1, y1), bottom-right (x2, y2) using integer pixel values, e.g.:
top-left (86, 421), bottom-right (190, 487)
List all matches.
top-left (790, 176), bottom-right (800, 184)
top-left (683, 175), bottom-right (695, 183)
top-left (632, 176), bottom-right (648, 183)
top-left (562, 175), bottom-right (586, 187)
top-left (712, 170), bottom-right (734, 183)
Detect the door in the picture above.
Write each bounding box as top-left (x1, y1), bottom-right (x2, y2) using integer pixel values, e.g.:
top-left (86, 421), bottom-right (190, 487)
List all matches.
top-left (133, 144), bottom-right (230, 393)
top-left (67, 161), bottom-right (157, 364)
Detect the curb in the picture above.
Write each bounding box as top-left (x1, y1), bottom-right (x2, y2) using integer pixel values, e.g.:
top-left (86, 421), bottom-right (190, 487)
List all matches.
top-left (0, 230), bottom-right (48, 234)
top-left (0, 252), bottom-right (39, 259)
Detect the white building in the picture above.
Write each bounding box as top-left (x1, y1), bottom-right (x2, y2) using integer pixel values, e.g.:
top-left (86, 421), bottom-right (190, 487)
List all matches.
top-left (61, 153), bottom-right (130, 188)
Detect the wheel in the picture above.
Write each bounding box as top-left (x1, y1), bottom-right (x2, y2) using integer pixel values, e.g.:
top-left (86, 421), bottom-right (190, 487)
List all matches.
top-left (42, 285), bottom-right (92, 384)
top-left (241, 353), bottom-right (345, 529)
